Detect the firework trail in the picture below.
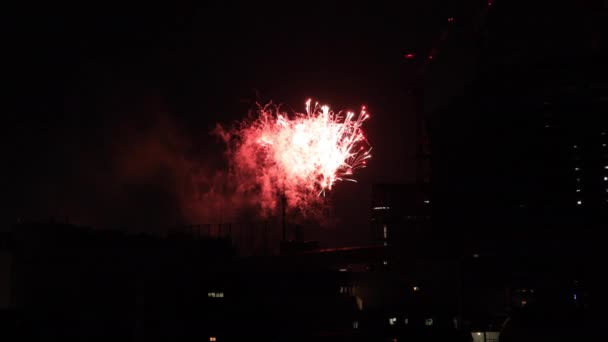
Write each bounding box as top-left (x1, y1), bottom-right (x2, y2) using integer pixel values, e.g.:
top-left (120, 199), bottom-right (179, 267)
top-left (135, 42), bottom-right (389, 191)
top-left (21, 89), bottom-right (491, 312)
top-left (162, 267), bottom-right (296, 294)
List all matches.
top-left (216, 99), bottom-right (371, 215)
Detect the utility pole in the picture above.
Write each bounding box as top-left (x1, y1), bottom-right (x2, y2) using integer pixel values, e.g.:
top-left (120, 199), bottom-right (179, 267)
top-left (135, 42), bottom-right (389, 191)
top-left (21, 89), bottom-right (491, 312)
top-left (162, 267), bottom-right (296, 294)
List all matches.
top-left (281, 185), bottom-right (287, 242)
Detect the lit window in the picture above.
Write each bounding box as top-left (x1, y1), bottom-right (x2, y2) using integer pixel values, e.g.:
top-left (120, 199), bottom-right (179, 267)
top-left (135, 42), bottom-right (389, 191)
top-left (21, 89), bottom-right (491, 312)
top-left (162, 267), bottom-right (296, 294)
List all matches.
top-left (210, 337), bottom-right (217, 342)
top-left (413, 286), bottom-right (420, 292)
top-left (352, 320), bottom-right (359, 329)
top-left (576, 189), bottom-right (581, 193)
top-left (473, 253), bottom-right (479, 258)
top-left (208, 292), bottom-right (224, 298)
top-left (577, 200), bottom-right (582, 205)
top-left (425, 318), bottom-right (433, 326)
top-left (521, 300), bottom-right (527, 306)
top-left (573, 145), bottom-right (578, 149)
top-left (423, 200), bottom-right (430, 204)
top-left (383, 260), bottom-right (388, 265)
top-left (573, 293), bottom-right (577, 301)
top-left (383, 241), bottom-right (388, 246)
top-left (404, 318), bottom-right (409, 325)
top-left (339, 268), bottom-right (348, 272)
top-left (603, 144), bottom-right (607, 147)
top-left (545, 124), bottom-right (550, 128)
top-left (383, 225), bottom-right (388, 239)
top-left (373, 206), bottom-right (390, 210)
top-left (389, 317), bottom-right (397, 325)
top-left (576, 178), bottom-right (581, 182)
top-left (574, 167), bottom-right (580, 171)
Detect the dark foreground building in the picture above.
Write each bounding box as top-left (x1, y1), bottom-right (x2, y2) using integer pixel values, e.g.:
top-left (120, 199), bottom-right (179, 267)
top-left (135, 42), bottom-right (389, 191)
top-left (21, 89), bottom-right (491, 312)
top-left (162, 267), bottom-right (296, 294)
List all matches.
top-left (1, 222), bottom-right (477, 342)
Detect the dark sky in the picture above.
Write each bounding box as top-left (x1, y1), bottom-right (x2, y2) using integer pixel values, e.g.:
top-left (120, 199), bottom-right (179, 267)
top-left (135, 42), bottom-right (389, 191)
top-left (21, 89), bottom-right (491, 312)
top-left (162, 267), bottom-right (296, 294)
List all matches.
top-left (4, 2), bottom-right (476, 245)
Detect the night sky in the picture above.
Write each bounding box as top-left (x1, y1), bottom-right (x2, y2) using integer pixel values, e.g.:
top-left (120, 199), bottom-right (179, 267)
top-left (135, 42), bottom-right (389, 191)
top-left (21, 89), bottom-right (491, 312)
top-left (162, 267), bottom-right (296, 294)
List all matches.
top-left (5, 2), bottom-right (479, 245)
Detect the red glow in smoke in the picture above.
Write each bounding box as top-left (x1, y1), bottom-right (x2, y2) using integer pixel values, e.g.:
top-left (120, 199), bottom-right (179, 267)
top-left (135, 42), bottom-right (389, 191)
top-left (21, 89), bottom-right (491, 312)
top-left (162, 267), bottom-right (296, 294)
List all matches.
top-left (216, 99), bottom-right (371, 214)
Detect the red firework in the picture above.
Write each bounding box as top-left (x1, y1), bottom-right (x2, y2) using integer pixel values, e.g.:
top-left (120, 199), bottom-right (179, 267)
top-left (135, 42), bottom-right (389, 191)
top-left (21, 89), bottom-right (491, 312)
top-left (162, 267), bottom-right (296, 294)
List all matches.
top-left (217, 99), bottom-right (371, 213)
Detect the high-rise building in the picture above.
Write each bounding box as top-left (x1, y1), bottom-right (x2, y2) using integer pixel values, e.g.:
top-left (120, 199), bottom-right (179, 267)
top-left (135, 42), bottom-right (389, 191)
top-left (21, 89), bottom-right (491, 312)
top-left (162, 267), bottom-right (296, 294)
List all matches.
top-left (370, 183), bottom-right (431, 249)
top-left (430, 0), bottom-right (607, 245)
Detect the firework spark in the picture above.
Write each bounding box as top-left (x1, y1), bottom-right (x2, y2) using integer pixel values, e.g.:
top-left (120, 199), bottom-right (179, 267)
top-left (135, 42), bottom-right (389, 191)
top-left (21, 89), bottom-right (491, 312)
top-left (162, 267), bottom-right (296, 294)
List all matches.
top-left (217, 98), bottom-right (371, 214)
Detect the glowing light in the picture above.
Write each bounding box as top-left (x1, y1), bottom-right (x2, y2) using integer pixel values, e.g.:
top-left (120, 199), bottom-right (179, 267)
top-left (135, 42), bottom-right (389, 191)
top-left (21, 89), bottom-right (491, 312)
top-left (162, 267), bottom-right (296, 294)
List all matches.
top-left (210, 337), bottom-right (216, 342)
top-left (216, 99), bottom-right (371, 213)
top-left (413, 286), bottom-right (420, 292)
top-left (447, 17), bottom-right (454, 22)
top-left (373, 206), bottom-right (390, 210)
top-left (404, 53), bottom-right (415, 59)
top-left (577, 200), bottom-right (582, 205)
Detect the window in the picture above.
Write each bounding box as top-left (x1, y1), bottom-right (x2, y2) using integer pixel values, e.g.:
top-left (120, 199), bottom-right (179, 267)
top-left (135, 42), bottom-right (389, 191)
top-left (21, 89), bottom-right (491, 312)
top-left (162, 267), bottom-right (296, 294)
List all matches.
top-left (208, 292), bottom-right (224, 298)
top-left (413, 286), bottom-right (420, 292)
top-left (210, 337), bottom-right (217, 342)
top-left (383, 225), bottom-right (388, 239)
top-left (425, 318), bottom-right (433, 326)
top-left (404, 318), bottom-right (409, 325)
top-left (576, 189), bottom-right (581, 192)
top-left (389, 317), bottom-right (397, 325)
top-left (576, 200), bottom-right (582, 205)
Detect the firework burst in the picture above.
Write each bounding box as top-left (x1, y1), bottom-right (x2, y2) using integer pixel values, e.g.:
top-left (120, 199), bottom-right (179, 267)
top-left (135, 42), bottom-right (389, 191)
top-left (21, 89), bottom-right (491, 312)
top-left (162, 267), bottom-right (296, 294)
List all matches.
top-left (217, 98), bottom-right (371, 214)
